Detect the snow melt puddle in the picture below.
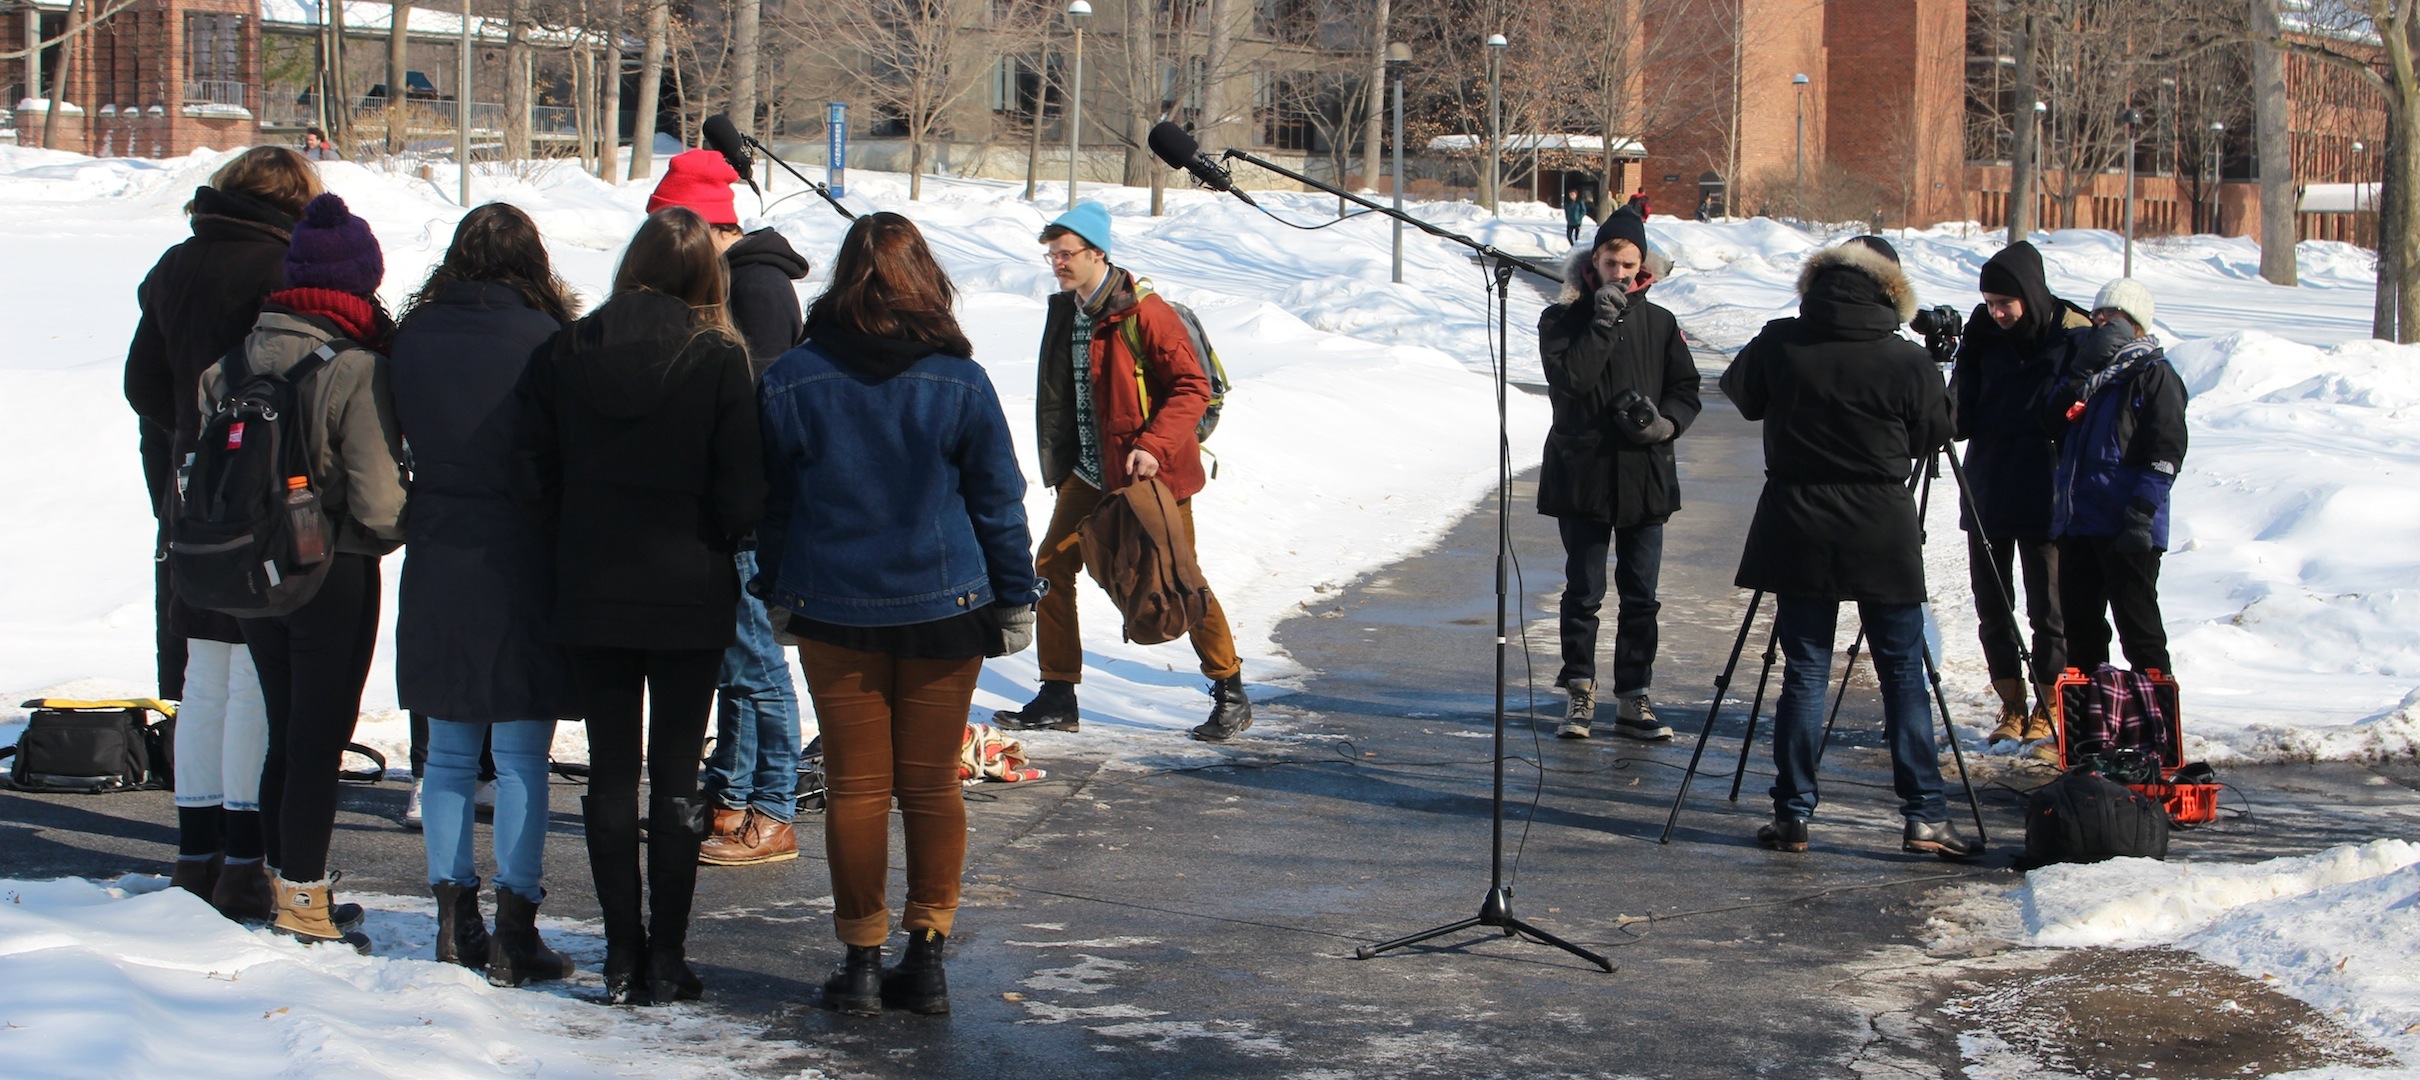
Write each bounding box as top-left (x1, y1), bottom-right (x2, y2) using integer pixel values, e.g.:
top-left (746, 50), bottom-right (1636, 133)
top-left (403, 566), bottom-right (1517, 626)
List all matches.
top-left (1003, 934), bottom-right (1287, 1055)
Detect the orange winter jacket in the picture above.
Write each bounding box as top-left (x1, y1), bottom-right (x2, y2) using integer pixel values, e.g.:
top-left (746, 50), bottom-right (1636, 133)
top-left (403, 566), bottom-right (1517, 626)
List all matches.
top-left (1036, 268), bottom-right (1213, 501)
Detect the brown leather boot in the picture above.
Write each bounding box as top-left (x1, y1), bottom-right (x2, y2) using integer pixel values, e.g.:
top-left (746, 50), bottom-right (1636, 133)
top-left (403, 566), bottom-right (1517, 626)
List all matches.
top-left (704, 805), bottom-right (745, 847)
top-left (209, 857), bottom-right (275, 923)
top-left (1985, 678), bottom-right (2027, 745)
top-left (698, 808), bottom-right (799, 867)
top-left (272, 875), bottom-right (370, 953)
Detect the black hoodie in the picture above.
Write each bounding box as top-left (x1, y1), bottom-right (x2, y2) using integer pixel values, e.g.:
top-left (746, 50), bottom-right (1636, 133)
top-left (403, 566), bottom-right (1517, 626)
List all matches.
top-left (725, 228), bottom-right (809, 373)
top-left (518, 290), bottom-right (767, 650)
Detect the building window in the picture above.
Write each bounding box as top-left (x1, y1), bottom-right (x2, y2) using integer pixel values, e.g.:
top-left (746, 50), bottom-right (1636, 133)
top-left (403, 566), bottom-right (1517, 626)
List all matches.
top-left (186, 13), bottom-right (248, 109)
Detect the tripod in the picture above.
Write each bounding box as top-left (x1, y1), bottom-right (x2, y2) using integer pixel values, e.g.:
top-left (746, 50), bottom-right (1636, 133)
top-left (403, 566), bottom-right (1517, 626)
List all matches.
top-left (1160, 143), bottom-right (1608, 971)
top-left (1658, 440), bottom-right (2003, 847)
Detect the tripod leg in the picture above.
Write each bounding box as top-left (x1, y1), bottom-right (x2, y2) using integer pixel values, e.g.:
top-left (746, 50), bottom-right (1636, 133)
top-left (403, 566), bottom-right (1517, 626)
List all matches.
top-left (1725, 624), bottom-right (1782, 802)
top-left (1921, 636), bottom-right (1989, 845)
top-left (1661, 591), bottom-right (1762, 844)
top-left (1813, 628), bottom-right (1865, 768)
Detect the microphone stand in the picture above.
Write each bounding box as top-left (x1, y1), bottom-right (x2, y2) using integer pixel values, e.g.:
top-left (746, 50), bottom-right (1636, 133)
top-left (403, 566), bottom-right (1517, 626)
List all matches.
top-left (740, 132), bottom-right (857, 221)
top-left (1194, 147), bottom-right (1608, 973)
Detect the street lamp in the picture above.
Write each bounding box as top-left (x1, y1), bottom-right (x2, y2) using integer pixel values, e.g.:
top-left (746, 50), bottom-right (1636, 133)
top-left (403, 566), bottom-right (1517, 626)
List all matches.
top-left (1065, 0), bottom-right (1091, 209)
top-left (1388, 42), bottom-right (1411, 283)
top-left (2119, 106), bottom-right (2143, 277)
top-left (2353, 138), bottom-right (2367, 215)
top-left (2209, 121), bottom-right (2227, 235)
top-left (1792, 72), bottom-right (1810, 210)
top-left (1485, 33), bottom-right (1507, 216)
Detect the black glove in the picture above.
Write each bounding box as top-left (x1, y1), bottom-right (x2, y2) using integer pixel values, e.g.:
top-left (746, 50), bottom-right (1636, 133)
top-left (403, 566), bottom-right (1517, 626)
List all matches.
top-left (2112, 498), bottom-right (2158, 555)
top-left (1610, 388), bottom-right (1674, 445)
top-left (1592, 281), bottom-right (1631, 327)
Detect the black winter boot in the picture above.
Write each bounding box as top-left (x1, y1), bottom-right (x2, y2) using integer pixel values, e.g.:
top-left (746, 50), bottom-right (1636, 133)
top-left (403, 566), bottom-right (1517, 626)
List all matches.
top-left (993, 680), bottom-right (1080, 732)
top-left (822, 944), bottom-right (884, 1016)
top-left (1189, 675), bottom-right (1253, 742)
top-left (582, 794), bottom-right (650, 1005)
top-left (430, 881), bottom-right (491, 969)
top-left (487, 888), bottom-right (573, 987)
top-left (880, 928), bottom-right (951, 1015)
top-left (645, 796), bottom-right (711, 1004)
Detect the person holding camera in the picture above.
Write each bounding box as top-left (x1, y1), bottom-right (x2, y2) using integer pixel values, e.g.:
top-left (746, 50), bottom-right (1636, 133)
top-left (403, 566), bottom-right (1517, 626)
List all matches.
top-left (1538, 205), bottom-right (1700, 740)
top-left (1722, 237), bottom-right (1979, 859)
top-left (753, 213), bottom-right (1042, 1016)
top-left (1951, 241), bottom-right (2087, 747)
top-left (2046, 279), bottom-right (2185, 676)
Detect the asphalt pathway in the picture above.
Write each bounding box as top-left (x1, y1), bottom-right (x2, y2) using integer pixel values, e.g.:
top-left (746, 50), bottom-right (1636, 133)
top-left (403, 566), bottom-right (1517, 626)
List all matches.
top-left (7, 382), bottom-right (2418, 1078)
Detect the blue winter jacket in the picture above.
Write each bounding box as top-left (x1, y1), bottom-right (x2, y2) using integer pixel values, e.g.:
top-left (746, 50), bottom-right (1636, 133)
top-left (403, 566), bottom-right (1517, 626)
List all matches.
top-left (2048, 324), bottom-right (2189, 547)
top-left (753, 328), bottom-right (1044, 626)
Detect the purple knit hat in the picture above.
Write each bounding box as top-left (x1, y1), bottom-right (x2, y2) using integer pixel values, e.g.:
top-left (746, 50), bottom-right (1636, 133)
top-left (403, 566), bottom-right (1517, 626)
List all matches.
top-left (285, 192), bottom-right (384, 296)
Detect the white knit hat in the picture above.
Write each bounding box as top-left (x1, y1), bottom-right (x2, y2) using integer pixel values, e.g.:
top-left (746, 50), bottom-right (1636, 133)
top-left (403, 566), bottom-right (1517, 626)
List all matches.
top-left (2093, 278), bottom-right (2156, 336)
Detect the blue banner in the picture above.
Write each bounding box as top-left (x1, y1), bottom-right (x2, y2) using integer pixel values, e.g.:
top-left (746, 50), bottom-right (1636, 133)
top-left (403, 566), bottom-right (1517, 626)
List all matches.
top-left (827, 102), bottom-right (848, 199)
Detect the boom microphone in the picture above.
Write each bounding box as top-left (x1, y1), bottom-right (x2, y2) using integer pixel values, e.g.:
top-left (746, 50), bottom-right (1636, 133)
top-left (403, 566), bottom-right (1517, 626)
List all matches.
top-left (702, 113), bottom-right (761, 196)
top-left (1148, 121), bottom-right (1256, 207)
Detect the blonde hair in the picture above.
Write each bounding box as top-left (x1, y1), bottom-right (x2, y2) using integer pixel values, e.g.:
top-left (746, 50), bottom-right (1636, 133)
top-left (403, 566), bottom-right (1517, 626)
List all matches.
top-left (190, 146), bottom-right (323, 219)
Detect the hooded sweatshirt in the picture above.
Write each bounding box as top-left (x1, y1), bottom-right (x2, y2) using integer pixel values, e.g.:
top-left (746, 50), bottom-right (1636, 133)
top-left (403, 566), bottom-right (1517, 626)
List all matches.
top-left (725, 228), bottom-right (809, 374)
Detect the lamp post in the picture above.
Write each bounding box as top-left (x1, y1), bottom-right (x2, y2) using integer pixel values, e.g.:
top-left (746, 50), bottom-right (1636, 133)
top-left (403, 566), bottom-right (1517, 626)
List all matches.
top-left (2209, 121), bottom-right (2226, 235)
top-left (1065, 0), bottom-right (1090, 209)
top-left (1485, 33), bottom-right (1506, 216)
top-left (458, 0), bottom-right (472, 205)
top-left (2120, 106), bottom-right (2143, 277)
top-left (2353, 138), bottom-right (2367, 214)
top-left (1792, 72), bottom-right (1810, 210)
top-left (1388, 41), bottom-right (1411, 283)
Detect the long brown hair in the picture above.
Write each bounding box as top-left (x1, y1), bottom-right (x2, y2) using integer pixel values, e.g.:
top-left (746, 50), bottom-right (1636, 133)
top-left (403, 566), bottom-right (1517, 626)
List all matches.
top-left (806, 212), bottom-right (973, 358)
top-left (401, 203), bottom-right (579, 325)
top-left (613, 207), bottom-right (739, 344)
top-left (188, 146), bottom-right (322, 219)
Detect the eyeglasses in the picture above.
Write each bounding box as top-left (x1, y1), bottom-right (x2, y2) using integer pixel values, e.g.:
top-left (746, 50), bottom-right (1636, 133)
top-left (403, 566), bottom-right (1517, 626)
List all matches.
top-left (1043, 247), bottom-right (1094, 265)
top-left (712, 223), bottom-right (746, 237)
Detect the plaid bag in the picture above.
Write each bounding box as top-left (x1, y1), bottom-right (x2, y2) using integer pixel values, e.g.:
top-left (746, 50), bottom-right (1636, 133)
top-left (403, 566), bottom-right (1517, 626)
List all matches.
top-left (959, 722), bottom-right (1045, 785)
top-left (2063, 664), bottom-right (2178, 773)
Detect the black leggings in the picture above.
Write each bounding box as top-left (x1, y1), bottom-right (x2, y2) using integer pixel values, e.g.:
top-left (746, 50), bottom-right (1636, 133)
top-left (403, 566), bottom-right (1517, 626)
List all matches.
top-left (572, 647), bottom-right (720, 804)
top-left (246, 553), bottom-right (382, 883)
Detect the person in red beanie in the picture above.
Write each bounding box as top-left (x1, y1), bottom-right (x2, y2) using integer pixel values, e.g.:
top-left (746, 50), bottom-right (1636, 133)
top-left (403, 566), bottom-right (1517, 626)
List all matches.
top-left (647, 148), bottom-right (815, 870)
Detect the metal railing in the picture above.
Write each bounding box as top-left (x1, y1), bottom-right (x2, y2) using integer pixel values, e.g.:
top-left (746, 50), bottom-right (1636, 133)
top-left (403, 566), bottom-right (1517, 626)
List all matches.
top-left (183, 80), bottom-right (249, 110)
top-left (260, 91), bottom-right (580, 141)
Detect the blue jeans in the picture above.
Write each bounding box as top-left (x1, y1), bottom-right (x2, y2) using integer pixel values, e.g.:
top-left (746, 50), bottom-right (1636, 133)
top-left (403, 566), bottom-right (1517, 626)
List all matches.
top-left (703, 548), bottom-right (803, 823)
top-left (1767, 596), bottom-right (1946, 823)
top-left (423, 717), bottom-right (556, 901)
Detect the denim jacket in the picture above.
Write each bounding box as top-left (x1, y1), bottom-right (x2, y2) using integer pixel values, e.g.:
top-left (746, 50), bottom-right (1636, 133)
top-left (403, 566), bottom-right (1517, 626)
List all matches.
top-left (753, 329), bottom-right (1043, 626)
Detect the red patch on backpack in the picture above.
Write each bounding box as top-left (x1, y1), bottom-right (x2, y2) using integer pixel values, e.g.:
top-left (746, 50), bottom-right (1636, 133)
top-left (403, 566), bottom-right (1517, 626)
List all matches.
top-left (226, 421), bottom-right (246, 449)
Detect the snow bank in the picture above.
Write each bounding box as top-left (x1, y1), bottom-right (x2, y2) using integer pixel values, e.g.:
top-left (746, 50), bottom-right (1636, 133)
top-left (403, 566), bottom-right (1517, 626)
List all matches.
top-left (0, 875), bottom-right (815, 1078)
top-left (2014, 840), bottom-right (2420, 1065)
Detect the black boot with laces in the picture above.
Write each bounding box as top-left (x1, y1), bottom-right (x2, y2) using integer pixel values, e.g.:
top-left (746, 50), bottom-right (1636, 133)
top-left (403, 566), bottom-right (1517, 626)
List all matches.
top-left (880, 929), bottom-right (950, 1015)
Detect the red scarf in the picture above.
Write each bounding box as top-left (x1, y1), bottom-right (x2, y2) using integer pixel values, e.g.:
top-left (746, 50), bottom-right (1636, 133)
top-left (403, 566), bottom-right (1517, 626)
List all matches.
top-left (268, 287), bottom-right (385, 348)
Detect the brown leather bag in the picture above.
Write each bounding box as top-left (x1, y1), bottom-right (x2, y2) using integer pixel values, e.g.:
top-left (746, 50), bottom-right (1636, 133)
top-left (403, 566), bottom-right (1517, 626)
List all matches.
top-left (1078, 477), bottom-right (1212, 645)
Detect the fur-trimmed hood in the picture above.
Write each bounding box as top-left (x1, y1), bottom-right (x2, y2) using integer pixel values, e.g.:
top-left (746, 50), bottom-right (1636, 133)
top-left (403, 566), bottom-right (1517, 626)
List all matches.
top-left (1554, 243), bottom-right (1677, 306)
top-left (1795, 241), bottom-right (1918, 324)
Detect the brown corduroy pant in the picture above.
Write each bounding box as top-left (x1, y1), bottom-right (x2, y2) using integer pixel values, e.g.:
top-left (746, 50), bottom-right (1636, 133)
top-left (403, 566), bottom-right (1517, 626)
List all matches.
top-left (1034, 476), bottom-right (1241, 684)
top-left (797, 640), bottom-right (981, 947)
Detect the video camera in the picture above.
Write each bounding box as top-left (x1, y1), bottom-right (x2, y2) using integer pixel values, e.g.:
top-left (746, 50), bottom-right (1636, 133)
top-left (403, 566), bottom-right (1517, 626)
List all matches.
top-left (1909, 304), bottom-right (1963, 365)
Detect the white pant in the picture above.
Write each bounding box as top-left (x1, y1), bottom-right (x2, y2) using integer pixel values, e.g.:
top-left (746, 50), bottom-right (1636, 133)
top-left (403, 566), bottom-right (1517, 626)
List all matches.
top-left (172, 639), bottom-right (269, 811)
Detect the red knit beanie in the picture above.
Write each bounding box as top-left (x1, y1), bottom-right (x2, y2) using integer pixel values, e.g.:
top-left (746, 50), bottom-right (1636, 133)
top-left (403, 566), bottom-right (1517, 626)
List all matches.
top-left (647, 149), bottom-right (741, 225)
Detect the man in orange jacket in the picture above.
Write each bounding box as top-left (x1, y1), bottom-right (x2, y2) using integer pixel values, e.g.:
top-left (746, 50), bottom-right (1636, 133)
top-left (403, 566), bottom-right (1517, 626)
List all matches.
top-left (993, 202), bottom-right (1252, 741)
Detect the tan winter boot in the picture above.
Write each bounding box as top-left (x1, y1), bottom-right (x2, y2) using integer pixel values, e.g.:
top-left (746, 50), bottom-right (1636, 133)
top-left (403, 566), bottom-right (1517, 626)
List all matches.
top-left (272, 875), bottom-right (371, 953)
top-left (1985, 679), bottom-right (2027, 745)
top-left (2023, 683), bottom-right (2060, 746)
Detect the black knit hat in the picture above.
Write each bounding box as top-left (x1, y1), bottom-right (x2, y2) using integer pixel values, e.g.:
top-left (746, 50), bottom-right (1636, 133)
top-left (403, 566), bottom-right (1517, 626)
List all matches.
top-left (1592, 204), bottom-right (1647, 253)
top-left (1848, 234), bottom-right (1900, 264)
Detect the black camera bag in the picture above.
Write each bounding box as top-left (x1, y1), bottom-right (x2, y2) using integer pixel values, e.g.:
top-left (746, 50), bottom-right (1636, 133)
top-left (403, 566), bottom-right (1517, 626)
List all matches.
top-left (2022, 767), bottom-right (2169, 868)
top-left (3, 706), bottom-right (175, 794)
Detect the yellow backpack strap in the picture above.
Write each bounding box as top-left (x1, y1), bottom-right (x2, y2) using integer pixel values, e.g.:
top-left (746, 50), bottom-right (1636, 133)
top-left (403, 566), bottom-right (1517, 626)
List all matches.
top-left (1121, 279), bottom-right (1159, 420)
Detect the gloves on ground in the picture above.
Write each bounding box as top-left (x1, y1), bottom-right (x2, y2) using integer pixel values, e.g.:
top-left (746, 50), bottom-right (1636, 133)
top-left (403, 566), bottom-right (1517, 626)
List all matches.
top-left (990, 603), bottom-right (1036, 657)
top-left (2112, 498), bottom-right (2158, 555)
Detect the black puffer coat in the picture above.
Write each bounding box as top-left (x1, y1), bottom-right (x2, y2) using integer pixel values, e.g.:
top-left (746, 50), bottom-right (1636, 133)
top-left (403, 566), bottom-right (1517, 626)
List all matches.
top-left (1536, 246), bottom-right (1702, 526)
top-left (390, 283), bottom-right (576, 722)
top-left (518, 291), bottom-right (767, 651)
top-left (1950, 243), bottom-right (2091, 540)
top-left (1723, 243), bottom-right (1951, 604)
top-left (725, 228), bottom-right (809, 375)
top-left (123, 187), bottom-right (295, 643)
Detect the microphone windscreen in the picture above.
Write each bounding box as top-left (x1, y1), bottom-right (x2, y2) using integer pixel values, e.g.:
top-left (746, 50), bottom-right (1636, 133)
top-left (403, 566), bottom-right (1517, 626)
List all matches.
top-left (702, 114), bottom-right (751, 170)
top-left (1147, 121), bottom-right (1199, 170)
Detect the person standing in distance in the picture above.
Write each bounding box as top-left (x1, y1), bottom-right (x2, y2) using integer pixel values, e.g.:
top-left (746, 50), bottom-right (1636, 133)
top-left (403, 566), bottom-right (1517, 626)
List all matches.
top-left (1539, 205), bottom-right (1699, 740)
top-left (1564, 188), bottom-right (1592, 246)
top-left (647, 148), bottom-right (814, 869)
top-left (1952, 241), bottom-right (2085, 748)
top-left (993, 202), bottom-right (1250, 741)
top-left (1723, 237), bottom-right (1979, 859)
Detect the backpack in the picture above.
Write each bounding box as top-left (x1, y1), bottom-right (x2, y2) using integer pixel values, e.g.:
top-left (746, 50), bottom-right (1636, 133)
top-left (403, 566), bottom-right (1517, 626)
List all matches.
top-left (1077, 477), bottom-right (1213, 646)
top-left (2022, 767), bottom-right (2171, 867)
top-left (1118, 279), bottom-right (1231, 445)
top-left (169, 340), bottom-right (348, 619)
top-left (2, 700), bottom-right (176, 794)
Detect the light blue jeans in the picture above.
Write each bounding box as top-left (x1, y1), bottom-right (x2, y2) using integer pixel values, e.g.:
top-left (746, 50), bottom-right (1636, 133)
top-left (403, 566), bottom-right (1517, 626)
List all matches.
top-left (423, 717), bottom-right (556, 901)
top-left (703, 548), bottom-right (804, 823)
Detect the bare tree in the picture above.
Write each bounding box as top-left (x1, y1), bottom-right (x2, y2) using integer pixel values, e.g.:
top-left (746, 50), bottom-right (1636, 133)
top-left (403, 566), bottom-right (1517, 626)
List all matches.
top-left (601, 0), bottom-right (626, 181)
top-left (734, 0), bottom-right (762, 137)
top-left (630, 0), bottom-right (669, 176)
top-left (2282, 0), bottom-right (2420, 339)
top-left (2250, 0), bottom-right (2298, 283)
top-left (40, 0), bottom-right (85, 151)
top-left (1360, 0), bottom-right (1389, 190)
top-left (504, 0), bottom-right (533, 159)
top-left (387, 0), bottom-right (415, 154)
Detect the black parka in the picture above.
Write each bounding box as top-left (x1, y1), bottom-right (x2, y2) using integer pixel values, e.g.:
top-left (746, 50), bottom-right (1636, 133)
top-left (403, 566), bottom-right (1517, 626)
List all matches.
top-left (1949, 243), bottom-right (2092, 540)
top-left (390, 282), bottom-right (576, 722)
top-left (518, 291), bottom-right (767, 651)
top-left (1723, 243), bottom-right (1951, 604)
top-left (1535, 246), bottom-right (1702, 526)
top-left (123, 187), bottom-right (295, 643)
top-left (725, 228), bottom-right (808, 375)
